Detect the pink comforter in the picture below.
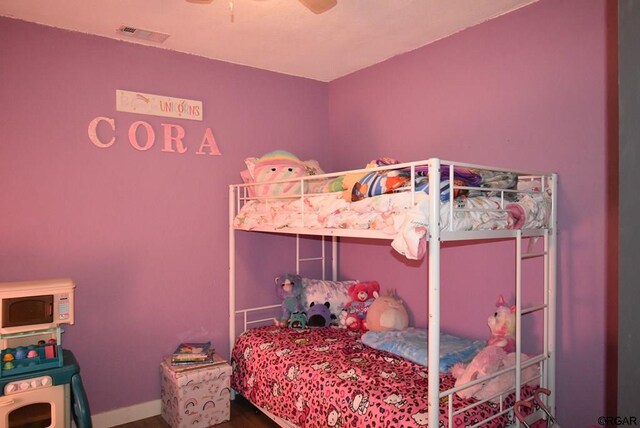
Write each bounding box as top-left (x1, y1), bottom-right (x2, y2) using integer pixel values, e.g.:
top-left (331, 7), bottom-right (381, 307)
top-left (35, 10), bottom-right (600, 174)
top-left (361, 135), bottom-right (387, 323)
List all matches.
top-left (231, 326), bottom-right (531, 427)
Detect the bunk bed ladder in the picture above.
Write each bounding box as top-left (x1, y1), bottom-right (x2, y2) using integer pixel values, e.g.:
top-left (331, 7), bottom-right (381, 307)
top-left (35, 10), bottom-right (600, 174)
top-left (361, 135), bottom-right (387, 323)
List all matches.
top-left (295, 235), bottom-right (338, 281)
top-left (515, 229), bottom-right (555, 424)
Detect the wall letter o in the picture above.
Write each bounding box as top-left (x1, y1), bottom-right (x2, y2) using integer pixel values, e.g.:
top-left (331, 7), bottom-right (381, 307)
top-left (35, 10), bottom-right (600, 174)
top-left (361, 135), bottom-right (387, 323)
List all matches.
top-left (128, 121), bottom-right (155, 151)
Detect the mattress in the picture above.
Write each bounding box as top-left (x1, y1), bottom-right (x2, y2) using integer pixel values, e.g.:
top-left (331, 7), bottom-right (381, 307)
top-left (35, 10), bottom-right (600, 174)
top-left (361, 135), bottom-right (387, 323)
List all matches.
top-left (231, 326), bottom-right (533, 427)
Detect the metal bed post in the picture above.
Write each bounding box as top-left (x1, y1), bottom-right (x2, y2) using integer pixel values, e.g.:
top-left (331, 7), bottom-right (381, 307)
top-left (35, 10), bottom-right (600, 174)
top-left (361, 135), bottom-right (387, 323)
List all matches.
top-left (541, 229), bottom-right (550, 394)
top-left (547, 174), bottom-right (558, 415)
top-left (296, 235), bottom-right (300, 275)
top-left (515, 231), bottom-right (523, 428)
top-left (332, 236), bottom-right (338, 281)
top-left (427, 158), bottom-right (441, 428)
top-left (229, 185), bottom-right (236, 360)
top-left (321, 236), bottom-right (326, 280)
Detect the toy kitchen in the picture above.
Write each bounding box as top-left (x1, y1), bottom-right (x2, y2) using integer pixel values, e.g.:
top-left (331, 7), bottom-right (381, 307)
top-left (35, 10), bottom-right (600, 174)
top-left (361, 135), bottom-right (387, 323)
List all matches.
top-left (0, 278), bottom-right (91, 428)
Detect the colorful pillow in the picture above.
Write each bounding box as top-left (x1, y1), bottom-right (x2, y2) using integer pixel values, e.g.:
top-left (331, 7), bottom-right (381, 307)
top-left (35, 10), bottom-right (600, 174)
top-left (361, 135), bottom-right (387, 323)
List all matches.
top-left (350, 170), bottom-right (410, 202)
top-left (300, 278), bottom-right (358, 323)
top-left (240, 151), bottom-right (325, 197)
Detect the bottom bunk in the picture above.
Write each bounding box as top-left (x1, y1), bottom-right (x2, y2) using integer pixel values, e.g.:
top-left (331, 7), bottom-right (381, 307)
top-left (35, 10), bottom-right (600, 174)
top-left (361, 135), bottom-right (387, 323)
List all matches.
top-left (231, 326), bottom-right (539, 428)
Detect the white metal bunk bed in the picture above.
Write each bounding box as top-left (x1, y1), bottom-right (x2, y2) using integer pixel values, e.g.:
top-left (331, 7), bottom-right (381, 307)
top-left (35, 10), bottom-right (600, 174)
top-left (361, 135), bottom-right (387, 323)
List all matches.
top-left (229, 157), bottom-right (557, 427)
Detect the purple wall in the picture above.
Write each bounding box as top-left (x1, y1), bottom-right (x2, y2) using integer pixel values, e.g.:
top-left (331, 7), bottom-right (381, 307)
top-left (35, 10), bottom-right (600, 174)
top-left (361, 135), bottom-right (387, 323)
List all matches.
top-left (0, 18), bottom-right (330, 413)
top-left (328, 0), bottom-right (611, 425)
top-left (0, 0), bottom-right (613, 424)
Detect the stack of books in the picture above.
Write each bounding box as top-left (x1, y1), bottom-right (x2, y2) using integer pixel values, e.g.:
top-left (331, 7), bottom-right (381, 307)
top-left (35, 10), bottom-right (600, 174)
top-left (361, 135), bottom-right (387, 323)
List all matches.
top-left (167, 341), bottom-right (226, 372)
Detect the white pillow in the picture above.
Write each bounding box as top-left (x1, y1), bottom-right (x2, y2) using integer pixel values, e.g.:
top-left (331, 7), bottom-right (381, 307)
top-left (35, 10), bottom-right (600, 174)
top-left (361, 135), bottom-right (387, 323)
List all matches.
top-left (300, 278), bottom-right (358, 321)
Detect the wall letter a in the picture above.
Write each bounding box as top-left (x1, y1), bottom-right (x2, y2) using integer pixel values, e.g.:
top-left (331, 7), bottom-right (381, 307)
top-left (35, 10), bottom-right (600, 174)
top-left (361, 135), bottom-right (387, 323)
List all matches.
top-left (196, 128), bottom-right (221, 156)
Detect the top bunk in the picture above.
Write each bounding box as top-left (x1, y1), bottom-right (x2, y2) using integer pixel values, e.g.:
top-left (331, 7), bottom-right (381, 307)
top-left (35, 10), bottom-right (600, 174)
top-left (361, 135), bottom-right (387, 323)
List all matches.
top-left (229, 154), bottom-right (557, 260)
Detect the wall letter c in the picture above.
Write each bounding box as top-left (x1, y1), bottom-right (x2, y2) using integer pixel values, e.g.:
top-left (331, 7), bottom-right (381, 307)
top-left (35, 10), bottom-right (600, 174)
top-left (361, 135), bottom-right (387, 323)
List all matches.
top-left (88, 116), bottom-right (116, 148)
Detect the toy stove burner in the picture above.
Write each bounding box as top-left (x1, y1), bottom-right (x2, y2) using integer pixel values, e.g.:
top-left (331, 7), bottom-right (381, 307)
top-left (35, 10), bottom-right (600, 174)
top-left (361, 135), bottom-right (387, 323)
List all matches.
top-left (4, 375), bottom-right (53, 394)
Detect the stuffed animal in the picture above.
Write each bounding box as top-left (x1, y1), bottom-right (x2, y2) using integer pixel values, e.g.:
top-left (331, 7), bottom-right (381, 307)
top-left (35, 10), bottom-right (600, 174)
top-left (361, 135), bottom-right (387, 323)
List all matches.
top-left (487, 295), bottom-right (516, 353)
top-left (341, 281), bottom-right (380, 331)
top-left (288, 312), bottom-right (308, 329)
top-left (365, 290), bottom-right (409, 331)
top-left (451, 295), bottom-right (538, 402)
top-left (451, 346), bottom-right (538, 402)
top-left (273, 274), bottom-right (303, 327)
top-left (307, 302), bottom-right (335, 327)
top-left (451, 345), bottom-right (507, 399)
top-left (473, 352), bottom-right (538, 402)
top-left (240, 150), bottom-right (324, 197)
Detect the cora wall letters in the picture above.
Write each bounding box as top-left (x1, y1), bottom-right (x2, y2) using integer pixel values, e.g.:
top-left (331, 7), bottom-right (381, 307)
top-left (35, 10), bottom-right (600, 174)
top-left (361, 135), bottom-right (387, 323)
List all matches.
top-left (87, 116), bottom-right (221, 156)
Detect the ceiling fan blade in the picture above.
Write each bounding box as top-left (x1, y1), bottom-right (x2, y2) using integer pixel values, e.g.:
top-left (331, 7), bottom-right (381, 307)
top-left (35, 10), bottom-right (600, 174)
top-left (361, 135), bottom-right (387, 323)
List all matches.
top-left (298, 0), bottom-right (337, 14)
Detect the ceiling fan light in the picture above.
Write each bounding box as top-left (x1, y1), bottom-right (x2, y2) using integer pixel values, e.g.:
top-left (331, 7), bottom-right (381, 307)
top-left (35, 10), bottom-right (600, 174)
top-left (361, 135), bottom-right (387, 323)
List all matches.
top-left (298, 0), bottom-right (337, 14)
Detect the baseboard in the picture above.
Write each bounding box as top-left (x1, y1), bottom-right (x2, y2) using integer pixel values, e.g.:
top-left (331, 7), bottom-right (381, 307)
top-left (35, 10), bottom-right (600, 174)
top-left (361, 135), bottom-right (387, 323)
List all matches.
top-left (91, 399), bottom-right (161, 428)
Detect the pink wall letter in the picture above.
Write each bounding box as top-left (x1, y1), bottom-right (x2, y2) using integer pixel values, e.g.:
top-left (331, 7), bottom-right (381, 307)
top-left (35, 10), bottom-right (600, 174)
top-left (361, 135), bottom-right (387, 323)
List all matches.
top-left (88, 116), bottom-right (116, 148)
top-left (196, 128), bottom-right (221, 155)
top-left (128, 121), bottom-right (155, 151)
top-left (161, 123), bottom-right (188, 154)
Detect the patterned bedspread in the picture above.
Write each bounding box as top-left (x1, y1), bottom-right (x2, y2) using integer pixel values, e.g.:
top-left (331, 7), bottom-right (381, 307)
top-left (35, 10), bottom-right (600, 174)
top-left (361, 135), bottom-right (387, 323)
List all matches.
top-left (231, 326), bottom-right (529, 427)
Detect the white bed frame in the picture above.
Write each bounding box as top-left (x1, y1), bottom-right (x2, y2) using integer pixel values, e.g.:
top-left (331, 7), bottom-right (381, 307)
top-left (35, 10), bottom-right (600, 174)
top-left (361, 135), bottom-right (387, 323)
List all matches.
top-left (229, 158), bottom-right (557, 428)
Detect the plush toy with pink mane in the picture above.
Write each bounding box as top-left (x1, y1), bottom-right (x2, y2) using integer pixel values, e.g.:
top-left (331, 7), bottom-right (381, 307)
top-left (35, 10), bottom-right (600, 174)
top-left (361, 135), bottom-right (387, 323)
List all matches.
top-left (487, 295), bottom-right (516, 353)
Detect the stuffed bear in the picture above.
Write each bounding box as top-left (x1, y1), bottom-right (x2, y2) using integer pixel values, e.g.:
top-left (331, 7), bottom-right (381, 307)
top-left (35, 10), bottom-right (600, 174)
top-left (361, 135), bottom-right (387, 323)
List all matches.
top-left (487, 295), bottom-right (516, 353)
top-left (307, 301), bottom-right (335, 327)
top-left (341, 281), bottom-right (380, 331)
top-left (365, 290), bottom-right (409, 331)
top-left (273, 274), bottom-right (303, 327)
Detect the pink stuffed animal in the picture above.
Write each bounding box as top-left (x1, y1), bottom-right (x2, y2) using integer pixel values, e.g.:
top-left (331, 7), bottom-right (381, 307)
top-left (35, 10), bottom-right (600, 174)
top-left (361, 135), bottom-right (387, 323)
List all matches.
top-left (473, 352), bottom-right (539, 402)
top-left (240, 150), bottom-right (325, 198)
top-left (342, 281), bottom-right (380, 331)
top-left (451, 295), bottom-right (539, 402)
top-left (249, 150), bottom-right (308, 197)
top-left (487, 295), bottom-right (516, 353)
top-left (451, 346), bottom-right (507, 399)
top-left (451, 346), bottom-right (539, 402)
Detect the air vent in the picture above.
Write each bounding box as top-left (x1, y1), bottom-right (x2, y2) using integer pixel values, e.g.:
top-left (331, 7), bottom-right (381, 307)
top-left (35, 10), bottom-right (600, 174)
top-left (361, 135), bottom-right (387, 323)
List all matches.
top-left (116, 25), bottom-right (170, 43)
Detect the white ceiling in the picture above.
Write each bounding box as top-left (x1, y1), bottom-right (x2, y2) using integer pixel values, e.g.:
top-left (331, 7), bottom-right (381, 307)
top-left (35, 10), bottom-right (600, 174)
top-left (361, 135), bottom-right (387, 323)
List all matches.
top-left (0, 0), bottom-right (537, 82)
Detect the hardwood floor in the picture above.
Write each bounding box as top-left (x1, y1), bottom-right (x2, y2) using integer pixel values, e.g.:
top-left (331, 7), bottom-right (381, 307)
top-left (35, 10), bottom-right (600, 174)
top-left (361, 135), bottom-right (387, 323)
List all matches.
top-left (113, 395), bottom-right (278, 428)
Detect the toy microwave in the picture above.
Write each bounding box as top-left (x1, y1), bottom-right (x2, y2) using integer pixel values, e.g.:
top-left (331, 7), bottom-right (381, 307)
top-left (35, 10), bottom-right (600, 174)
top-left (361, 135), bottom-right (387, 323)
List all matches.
top-left (0, 278), bottom-right (75, 335)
